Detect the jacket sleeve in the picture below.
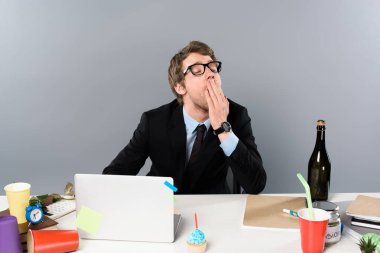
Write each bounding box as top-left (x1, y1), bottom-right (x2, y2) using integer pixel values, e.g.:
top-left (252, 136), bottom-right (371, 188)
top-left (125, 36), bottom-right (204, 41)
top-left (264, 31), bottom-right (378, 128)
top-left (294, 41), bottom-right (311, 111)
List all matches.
top-left (227, 107), bottom-right (267, 194)
top-left (102, 113), bottom-right (149, 175)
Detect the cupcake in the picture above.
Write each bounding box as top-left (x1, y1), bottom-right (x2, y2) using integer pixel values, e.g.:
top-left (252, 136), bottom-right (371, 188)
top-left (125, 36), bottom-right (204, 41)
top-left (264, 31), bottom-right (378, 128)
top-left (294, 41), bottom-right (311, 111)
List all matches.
top-left (187, 228), bottom-right (207, 253)
top-left (187, 213), bottom-right (207, 253)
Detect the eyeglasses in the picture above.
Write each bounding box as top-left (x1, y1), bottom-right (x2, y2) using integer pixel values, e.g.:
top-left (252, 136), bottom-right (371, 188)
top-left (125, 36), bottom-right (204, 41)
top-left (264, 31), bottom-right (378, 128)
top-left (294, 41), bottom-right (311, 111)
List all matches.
top-left (183, 61), bottom-right (222, 76)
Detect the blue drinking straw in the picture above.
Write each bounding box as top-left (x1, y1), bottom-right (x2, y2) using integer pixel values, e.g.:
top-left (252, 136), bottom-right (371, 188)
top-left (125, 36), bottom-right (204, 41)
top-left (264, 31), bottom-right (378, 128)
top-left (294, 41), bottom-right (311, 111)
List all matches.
top-left (282, 209), bottom-right (299, 217)
top-left (296, 173), bottom-right (315, 220)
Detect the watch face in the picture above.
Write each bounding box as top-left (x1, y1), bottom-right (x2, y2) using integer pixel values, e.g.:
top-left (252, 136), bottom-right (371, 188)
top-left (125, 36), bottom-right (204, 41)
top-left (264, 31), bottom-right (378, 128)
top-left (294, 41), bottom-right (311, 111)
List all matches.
top-left (213, 121), bottom-right (231, 135)
top-left (222, 122), bottom-right (231, 132)
top-left (30, 209), bottom-right (43, 222)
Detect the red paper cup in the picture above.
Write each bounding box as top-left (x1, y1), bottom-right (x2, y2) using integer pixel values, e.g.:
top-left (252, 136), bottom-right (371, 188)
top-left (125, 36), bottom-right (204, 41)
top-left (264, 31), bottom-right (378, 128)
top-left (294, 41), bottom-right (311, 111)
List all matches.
top-left (27, 230), bottom-right (79, 253)
top-left (298, 208), bottom-right (330, 253)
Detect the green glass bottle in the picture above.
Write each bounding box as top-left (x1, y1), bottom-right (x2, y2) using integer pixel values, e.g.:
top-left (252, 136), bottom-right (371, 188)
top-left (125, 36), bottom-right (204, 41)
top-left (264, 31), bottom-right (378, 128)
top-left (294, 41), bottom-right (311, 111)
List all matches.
top-left (308, 120), bottom-right (331, 201)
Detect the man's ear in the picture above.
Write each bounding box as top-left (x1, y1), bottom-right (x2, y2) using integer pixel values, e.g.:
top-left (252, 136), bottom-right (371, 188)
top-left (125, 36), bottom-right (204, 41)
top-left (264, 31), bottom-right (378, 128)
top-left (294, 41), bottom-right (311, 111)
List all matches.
top-left (174, 83), bottom-right (186, 95)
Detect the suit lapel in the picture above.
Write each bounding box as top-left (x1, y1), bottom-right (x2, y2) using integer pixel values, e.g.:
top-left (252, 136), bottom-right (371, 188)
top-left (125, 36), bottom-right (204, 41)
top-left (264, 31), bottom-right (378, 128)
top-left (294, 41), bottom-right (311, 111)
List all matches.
top-left (168, 105), bottom-right (187, 190)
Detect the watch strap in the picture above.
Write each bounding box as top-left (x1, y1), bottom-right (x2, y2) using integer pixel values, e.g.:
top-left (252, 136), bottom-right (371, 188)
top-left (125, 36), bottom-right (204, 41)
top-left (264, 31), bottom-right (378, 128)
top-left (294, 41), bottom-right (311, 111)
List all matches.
top-left (213, 121), bottom-right (231, 135)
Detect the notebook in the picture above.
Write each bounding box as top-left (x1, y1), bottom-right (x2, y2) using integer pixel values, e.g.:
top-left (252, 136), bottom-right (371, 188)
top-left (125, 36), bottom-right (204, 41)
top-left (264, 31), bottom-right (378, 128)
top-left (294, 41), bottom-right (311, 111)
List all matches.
top-left (337, 201), bottom-right (380, 240)
top-left (74, 174), bottom-right (181, 243)
top-left (346, 195), bottom-right (380, 222)
top-left (242, 195), bottom-right (306, 231)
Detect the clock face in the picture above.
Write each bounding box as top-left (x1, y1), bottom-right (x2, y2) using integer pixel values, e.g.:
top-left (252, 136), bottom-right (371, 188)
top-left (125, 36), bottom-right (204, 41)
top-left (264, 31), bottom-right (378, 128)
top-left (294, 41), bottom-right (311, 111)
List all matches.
top-left (30, 209), bottom-right (43, 222)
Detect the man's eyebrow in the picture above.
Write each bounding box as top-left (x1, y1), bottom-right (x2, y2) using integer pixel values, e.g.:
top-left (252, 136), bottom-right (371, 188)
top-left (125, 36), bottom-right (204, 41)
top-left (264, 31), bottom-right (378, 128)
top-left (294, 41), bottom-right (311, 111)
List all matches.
top-left (183, 60), bottom-right (213, 71)
top-left (190, 60), bottom-right (213, 65)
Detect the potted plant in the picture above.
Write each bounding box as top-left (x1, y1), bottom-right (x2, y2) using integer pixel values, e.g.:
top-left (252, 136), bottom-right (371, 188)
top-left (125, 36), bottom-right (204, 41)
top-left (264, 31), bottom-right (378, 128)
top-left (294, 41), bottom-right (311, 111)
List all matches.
top-left (357, 237), bottom-right (378, 253)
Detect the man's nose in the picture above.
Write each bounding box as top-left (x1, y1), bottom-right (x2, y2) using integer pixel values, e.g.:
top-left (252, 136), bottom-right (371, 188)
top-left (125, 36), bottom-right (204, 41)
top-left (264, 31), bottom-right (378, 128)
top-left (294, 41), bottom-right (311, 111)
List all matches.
top-left (204, 67), bottom-right (215, 79)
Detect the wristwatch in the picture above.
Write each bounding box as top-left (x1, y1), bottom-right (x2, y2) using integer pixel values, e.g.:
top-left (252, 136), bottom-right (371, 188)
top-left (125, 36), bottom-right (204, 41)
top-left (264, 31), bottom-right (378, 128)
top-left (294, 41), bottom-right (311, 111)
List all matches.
top-left (213, 121), bottom-right (232, 135)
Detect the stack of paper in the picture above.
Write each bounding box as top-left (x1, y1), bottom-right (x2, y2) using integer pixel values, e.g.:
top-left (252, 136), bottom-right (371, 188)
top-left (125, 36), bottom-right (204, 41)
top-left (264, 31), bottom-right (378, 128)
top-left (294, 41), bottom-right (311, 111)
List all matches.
top-left (346, 195), bottom-right (380, 230)
top-left (336, 201), bottom-right (379, 240)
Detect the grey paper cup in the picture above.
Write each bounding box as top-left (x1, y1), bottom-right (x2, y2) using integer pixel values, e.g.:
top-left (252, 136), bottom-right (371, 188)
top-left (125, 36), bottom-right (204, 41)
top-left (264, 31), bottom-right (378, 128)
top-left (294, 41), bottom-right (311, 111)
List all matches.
top-left (0, 216), bottom-right (22, 253)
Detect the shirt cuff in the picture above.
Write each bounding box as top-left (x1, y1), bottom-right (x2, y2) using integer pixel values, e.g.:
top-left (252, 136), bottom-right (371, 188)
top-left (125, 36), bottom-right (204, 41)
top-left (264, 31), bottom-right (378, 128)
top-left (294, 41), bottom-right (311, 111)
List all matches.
top-left (219, 132), bottom-right (239, 157)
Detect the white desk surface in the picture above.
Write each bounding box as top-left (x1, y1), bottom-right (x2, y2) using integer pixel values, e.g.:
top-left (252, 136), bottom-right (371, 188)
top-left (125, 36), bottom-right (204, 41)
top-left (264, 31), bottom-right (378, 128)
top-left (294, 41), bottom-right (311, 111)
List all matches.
top-left (1, 193), bottom-right (379, 253)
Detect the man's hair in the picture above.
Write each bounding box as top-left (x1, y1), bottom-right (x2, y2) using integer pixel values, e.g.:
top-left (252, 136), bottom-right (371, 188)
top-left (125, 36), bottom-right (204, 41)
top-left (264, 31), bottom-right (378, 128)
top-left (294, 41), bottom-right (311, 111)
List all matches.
top-left (168, 41), bottom-right (217, 105)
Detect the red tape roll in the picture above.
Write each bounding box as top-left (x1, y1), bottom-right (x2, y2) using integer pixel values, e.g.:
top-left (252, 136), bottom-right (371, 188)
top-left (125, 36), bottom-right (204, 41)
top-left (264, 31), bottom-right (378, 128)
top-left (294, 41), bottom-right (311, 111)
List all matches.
top-left (27, 230), bottom-right (79, 253)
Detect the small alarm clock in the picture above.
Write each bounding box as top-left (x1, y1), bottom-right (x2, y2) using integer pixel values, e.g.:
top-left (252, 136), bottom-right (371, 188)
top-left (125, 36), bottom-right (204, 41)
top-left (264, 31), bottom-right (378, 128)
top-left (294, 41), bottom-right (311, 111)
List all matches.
top-left (25, 203), bottom-right (44, 224)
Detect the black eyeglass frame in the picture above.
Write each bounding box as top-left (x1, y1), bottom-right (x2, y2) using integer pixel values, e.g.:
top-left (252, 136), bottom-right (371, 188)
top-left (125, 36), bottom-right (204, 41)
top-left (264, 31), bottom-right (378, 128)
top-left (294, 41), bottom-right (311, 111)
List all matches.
top-left (182, 61), bottom-right (222, 76)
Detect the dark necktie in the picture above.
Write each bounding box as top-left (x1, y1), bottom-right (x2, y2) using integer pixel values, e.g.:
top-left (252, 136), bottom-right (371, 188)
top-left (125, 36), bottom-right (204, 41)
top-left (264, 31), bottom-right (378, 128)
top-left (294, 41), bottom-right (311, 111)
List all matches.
top-left (188, 124), bottom-right (207, 166)
top-left (181, 124), bottom-right (207, 193)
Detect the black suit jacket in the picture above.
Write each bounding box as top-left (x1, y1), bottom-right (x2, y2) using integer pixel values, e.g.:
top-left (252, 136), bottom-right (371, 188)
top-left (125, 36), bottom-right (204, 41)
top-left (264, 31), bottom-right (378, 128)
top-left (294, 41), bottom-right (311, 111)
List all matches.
top-left (103, 99), bottom-right (266, 194)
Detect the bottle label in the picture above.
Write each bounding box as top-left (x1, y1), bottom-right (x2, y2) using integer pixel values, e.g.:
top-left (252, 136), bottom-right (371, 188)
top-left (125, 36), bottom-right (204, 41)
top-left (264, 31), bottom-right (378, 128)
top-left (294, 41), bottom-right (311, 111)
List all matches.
top-left (325, 224), bottom-right (341, 244)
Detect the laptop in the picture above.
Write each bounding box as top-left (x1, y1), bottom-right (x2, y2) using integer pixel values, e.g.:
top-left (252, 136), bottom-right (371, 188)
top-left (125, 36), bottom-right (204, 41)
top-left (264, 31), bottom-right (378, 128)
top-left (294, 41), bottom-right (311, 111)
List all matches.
top-left (74, 174), bottom-right (181, 242)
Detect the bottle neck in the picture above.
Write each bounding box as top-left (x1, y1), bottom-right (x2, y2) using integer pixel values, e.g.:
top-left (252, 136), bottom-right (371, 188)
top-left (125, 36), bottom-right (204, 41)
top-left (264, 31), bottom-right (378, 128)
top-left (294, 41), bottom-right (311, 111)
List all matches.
top-left (314, 126), bottom-right (326, 149)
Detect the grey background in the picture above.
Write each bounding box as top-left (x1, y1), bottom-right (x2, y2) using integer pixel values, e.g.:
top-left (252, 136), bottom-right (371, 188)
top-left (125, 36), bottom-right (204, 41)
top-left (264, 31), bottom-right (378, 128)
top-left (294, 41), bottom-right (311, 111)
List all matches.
top-left (1, 0), bottom-right (379, 195)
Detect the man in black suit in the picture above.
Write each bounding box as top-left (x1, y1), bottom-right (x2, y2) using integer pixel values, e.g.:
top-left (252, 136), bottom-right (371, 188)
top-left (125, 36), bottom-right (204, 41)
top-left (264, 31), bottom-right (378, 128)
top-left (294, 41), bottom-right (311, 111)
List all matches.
top-left (103, 41), bottom-right (266, 194)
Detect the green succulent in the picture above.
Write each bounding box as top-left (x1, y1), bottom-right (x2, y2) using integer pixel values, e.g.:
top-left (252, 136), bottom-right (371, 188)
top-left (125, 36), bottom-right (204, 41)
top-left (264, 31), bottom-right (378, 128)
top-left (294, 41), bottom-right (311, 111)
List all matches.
top-left (357, 237), bottom-right (378, 253)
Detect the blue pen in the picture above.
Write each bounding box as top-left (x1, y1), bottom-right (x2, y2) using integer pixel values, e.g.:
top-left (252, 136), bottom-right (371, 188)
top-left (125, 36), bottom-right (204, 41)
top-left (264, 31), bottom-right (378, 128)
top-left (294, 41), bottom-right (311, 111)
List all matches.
top-left (283, 209), bottom-right (299, 217)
